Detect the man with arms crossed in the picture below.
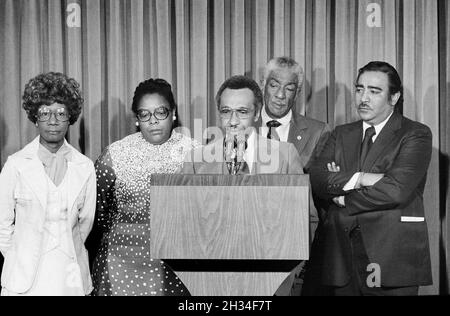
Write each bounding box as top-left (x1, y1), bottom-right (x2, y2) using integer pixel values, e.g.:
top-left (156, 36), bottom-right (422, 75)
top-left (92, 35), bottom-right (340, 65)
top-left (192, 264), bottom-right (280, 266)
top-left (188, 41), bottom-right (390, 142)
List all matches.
top-left (307, 61), bottom-right (432, 295)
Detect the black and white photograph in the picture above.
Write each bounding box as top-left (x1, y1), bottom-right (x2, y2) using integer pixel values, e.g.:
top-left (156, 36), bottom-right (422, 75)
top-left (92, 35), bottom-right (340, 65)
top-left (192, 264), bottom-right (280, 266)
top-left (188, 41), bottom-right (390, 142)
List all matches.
top-left (0, 0), bottom-right (449, 303)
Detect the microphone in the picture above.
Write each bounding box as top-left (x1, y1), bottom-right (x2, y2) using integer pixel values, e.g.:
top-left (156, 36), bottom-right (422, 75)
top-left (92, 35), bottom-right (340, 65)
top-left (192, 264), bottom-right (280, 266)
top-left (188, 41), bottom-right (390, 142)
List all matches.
top-left (224, 129), bottom-right (236, 174)
top-left (224, 131), bottom-right (235, 163)
top-left (235, 131), bottom-right (246, 164)
top-left (224, 128), bottom-right (248, 175)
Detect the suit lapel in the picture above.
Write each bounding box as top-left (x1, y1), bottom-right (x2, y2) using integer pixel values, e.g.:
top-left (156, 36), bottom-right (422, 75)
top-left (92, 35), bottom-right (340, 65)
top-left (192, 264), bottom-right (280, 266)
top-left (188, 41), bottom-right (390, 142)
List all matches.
top-left (21, 159), bottom-right (49, 210)
top-left (288, 114), bottom-right (309, 155)
top-left (66, 161), bottom-right (88, 212)
top-left (202, 140), bottom-right (229, 174)
top-left (18, 137), bottom-right (48, 210)
top-left (18, 138), bottom-right (89, 212)
top-left (361, 112), bottom-right (402, 171)
top-left (254, 135), bottom-right (283, 174)
top-left (343, 122), bottom-right (363, 172)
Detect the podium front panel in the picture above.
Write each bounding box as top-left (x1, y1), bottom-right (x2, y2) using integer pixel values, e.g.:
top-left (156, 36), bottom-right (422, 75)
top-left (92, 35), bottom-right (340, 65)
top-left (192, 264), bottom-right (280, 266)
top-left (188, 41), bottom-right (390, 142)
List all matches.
top-left (150, 174), bottom-right (309, 261)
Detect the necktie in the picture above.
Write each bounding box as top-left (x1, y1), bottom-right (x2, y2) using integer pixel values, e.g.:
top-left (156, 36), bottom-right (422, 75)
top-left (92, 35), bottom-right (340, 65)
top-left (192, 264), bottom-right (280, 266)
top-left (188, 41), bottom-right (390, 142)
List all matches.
top-left (266, 120), bottom-right (281, 140)
top-left (237, 160), bottom-right (250, 174)
top-left (360, 126), bottom-right (376, 169)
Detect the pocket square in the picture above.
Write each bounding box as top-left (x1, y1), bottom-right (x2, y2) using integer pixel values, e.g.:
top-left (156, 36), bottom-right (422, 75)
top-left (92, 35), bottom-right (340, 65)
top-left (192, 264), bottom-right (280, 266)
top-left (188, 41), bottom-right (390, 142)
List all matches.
top-left (401, 216), bottom-right (425, 222)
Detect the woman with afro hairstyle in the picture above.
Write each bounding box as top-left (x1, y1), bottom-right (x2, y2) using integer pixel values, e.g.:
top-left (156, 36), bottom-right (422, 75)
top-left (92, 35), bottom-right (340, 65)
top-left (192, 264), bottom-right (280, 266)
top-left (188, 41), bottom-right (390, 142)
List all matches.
top-left (0, 72), bottom-right (96, 296)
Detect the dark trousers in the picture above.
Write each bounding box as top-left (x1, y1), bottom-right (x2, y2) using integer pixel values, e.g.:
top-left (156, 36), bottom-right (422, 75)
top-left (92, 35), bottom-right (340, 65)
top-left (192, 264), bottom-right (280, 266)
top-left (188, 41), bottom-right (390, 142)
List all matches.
top-left (331, 227), bottom-right (418, 296)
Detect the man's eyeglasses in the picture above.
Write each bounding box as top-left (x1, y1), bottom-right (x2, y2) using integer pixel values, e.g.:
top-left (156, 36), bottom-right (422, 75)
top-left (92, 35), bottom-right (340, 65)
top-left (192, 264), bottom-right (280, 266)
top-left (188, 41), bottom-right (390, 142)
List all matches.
top-left (36, 107), bottom-right (70, 122)
top-left (137, 107), bottom-right (171, 122)
top-left (219, 107), bottom-right (254, 119)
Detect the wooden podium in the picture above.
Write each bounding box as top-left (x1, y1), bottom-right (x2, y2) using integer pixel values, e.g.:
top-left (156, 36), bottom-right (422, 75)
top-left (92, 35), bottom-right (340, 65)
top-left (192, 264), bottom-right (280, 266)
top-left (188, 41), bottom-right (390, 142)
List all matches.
top-left (150, 174), bottom-right (309, 296)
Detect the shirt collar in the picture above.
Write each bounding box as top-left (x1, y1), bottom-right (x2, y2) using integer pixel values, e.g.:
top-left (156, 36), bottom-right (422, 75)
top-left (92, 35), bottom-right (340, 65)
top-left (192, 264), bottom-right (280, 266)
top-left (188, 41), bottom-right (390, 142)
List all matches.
top-left (37, 140), bottom-right (73, 164)
top-left (362, 110), bottom-right (394, 140)
top-left (261, 106), bottom-right (292, 126)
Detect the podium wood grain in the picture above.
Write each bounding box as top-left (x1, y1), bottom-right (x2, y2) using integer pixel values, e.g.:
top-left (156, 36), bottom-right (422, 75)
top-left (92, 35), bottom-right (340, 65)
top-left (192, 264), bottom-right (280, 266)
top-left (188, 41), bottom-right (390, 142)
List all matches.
top-left (150, 174), bottom-right (309, 295)
top-left (176, 272), bottom-right (290, 296)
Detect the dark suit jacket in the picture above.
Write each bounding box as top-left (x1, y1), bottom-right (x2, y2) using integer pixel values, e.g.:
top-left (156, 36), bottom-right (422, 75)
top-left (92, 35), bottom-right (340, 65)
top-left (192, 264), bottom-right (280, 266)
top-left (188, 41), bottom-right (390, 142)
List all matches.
top-left (256, 112), bottom-right (330, 171)
top-left (309, 111), bottom-right (433, 287)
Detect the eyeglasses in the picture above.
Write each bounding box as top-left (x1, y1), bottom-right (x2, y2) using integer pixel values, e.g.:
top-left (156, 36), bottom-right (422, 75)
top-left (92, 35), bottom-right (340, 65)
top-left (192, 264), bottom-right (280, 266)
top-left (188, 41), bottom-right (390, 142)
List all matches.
top-left (137, 107), bottom-right (171, 122)
top-left (36, 107), bottom-right (70, 122)
top-left (219, 107), bottom-right (254, 119)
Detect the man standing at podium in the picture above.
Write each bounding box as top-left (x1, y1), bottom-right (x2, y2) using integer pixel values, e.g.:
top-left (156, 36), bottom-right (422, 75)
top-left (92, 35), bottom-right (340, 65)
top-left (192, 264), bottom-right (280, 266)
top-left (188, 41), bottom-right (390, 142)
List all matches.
top-left (181, 75), bottom-right (304, 176)
top-left (307, 61), bottom-right (433, 295)
top-left (181, 75), bottom-right (307, 296)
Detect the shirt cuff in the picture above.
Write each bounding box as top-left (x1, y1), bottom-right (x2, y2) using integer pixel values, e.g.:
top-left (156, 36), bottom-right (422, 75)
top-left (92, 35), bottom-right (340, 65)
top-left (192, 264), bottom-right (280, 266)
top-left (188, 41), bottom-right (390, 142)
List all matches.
top-left (343, 172), bottom-right (361, 191)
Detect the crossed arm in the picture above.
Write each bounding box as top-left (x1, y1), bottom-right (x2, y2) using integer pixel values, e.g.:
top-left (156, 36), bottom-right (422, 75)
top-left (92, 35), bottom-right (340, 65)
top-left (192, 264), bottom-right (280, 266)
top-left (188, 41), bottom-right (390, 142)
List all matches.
top-left (308, 125), bottom-right (432, 214)
top-left (327, 161), bottom-right (383, 207)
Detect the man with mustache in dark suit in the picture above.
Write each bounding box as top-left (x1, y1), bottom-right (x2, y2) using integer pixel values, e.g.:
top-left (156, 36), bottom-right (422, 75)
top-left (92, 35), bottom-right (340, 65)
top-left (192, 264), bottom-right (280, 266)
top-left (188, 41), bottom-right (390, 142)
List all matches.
top-left (305, 61), bottom-right (432, 295)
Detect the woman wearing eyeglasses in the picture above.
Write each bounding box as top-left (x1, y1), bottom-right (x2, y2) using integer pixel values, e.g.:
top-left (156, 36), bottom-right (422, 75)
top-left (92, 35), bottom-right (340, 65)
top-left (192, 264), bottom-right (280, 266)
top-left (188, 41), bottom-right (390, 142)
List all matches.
top-left (0, 72), bottom-right (96, 296)
top-left (91, 78), bottom-right (199, 296)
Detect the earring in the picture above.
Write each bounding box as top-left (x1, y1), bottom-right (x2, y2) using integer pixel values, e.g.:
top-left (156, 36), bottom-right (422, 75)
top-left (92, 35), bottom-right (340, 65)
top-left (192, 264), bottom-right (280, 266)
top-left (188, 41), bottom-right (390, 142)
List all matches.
top-left (135, 121), bottom-right (139, 127)
top-left (173, 114), bottom-right (177, 121)
top-left (35, 122), bottom-right (38, 127)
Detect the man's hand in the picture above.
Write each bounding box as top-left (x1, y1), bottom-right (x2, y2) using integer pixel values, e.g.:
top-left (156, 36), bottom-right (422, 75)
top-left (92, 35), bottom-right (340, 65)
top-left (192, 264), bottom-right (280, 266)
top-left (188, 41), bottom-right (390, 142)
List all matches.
top-left (356, 172), bottom-right (385, 189)
top-left (327, 162), bottom-right (340, 173)
top-left (332, 196), bottom-right (345, 207)
top-left (327, 162), bottom-right (345, 207)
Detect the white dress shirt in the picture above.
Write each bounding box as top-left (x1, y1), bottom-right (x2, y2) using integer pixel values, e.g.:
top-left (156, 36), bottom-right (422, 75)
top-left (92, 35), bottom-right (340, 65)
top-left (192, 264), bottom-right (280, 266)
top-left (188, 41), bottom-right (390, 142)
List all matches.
top-left (243, 129), bottom-right (256, 173)
top-left (343, 111), bottom-right (394, 191)
top-left (260, 107), bottom-right (292, 142)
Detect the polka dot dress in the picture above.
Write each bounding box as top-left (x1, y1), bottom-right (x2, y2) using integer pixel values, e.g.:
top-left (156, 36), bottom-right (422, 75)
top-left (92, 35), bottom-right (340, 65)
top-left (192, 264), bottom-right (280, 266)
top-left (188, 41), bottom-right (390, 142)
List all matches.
top-left (91, 131), bottom-right (200, 296)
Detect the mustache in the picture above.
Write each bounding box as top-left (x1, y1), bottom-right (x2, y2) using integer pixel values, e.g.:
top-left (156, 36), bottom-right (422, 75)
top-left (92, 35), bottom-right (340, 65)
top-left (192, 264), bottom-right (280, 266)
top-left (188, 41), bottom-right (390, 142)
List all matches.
top-left (358, 103), bottom-right (371, 109)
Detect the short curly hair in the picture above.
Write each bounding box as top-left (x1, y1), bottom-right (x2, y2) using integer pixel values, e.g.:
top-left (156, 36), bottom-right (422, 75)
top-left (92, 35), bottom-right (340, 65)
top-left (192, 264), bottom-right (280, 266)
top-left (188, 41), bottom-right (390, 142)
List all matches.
top-left (22, 72), bottom-right (83, 125)
top-left (131, 78), bottom-right (176, 115)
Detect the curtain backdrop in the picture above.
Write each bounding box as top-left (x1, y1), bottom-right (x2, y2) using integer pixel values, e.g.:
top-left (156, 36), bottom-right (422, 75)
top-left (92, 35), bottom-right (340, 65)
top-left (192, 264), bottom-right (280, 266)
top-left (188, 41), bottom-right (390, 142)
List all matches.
top-left (0, 0), bottom-right (448, 295)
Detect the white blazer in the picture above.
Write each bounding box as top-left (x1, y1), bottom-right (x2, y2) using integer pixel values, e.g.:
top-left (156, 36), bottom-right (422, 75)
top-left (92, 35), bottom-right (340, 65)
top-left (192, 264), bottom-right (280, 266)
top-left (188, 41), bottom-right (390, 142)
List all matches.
top-left (0, 137), bottom-right (96, 294)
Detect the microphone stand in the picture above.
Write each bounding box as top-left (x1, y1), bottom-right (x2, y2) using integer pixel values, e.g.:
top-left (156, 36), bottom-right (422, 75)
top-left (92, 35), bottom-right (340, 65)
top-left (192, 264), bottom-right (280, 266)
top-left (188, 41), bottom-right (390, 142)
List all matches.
top-left (226, 158), bottom-right (242, 175)
top-left (224, 130), bottom-right (247, 175)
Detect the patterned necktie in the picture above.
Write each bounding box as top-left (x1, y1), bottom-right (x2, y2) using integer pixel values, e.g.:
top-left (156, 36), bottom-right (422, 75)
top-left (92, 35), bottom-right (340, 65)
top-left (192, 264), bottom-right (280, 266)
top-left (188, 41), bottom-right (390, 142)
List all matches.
top-left (266, 120), bottom-right (281, 140)
top-left (360, 126), bottom-right (376, 169)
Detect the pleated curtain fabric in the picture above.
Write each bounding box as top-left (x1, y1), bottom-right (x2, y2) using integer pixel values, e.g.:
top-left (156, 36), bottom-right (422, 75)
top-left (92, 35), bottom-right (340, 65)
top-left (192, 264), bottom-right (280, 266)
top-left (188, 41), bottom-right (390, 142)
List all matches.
top-left (0, 0), bottom-right (449, 295)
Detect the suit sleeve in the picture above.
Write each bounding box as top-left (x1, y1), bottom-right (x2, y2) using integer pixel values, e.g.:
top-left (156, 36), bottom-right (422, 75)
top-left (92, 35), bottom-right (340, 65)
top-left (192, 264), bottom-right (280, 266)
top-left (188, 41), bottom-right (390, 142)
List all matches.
top-left (345, 126), bottom-right (432, 215)
top-left (286, 143), bottom-right (319, 242)
top-left (78, 162), bottom-right (97, 243)
top-left (304, 123), bottom-right (331, 172)
top-left (309, 128), bottom-right (358, 200)
top-left (0, 158), bottom-right (17, 255)
top-left (286, 143), bottom-right (304, 174)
